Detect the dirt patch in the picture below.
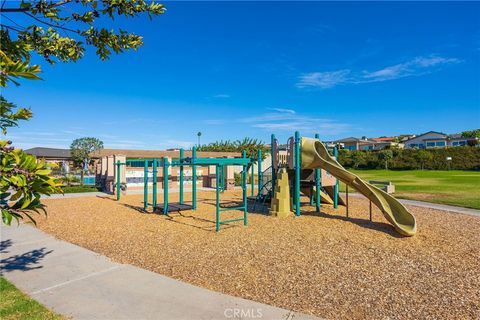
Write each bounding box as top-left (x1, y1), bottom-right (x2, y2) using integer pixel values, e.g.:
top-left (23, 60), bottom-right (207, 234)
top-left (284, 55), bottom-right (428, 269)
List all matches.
top-left (36, 191), bottom-right (480, 319)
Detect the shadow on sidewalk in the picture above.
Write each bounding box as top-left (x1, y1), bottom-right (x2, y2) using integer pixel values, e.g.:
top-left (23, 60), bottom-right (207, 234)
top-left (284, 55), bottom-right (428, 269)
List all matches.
top-left (0, 240), bottom-right (53, 273)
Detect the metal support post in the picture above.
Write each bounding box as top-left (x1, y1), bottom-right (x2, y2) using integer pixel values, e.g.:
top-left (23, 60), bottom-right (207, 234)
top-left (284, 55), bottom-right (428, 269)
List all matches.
top-left (163, 157), bottom-right (168, 214)
top-left (192, 147), bottom-right (197, 210)
top-left (294, 131), bottom-right (301, 216)
top-left (314, 133), bottom-right (321, 213)
top-left (179, 148), bottom-right (184, 205)
top-left (143, 160), bottom-right (148, 210)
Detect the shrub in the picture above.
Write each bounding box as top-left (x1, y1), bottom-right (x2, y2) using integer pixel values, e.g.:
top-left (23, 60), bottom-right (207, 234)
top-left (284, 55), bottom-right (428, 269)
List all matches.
top-left (234, 172), bottom-right (242, 186)
top-left (338, 146), bottom-right (480, 170)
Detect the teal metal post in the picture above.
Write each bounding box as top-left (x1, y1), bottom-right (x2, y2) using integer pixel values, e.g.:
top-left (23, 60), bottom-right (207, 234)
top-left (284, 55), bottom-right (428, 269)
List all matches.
top-left (309, 185), bottom-right (314, 205)
top-left (242, 151), bottom-right (247, 226)
top-left (219, 165), bottom-right (225, 192)
top-left (257, 149), bottom-right (262, 194)
top-left (270, 134), bottom-right (276, 194)
top-left (152, 159), bottom-right (157, 209)
top-left (250, 163), bottom-right (255, 196)
top-left (179, 148), bottom-right (184, 205)
top-left (143, 159), bottom-right (148, 211)
top-left (215, 164), bottom-right (220, 232)
top-left (192, 147), bottom-right (197, 210)
top-left (294, 131), bottom-right (301, 216)
top-left (333, 146), bottom-right (339, 209)
top-left (163, 157), bottom-right (168, 214)
top-left (314, 133), bottom-right (321, 213)
top-left (116, 160), bottom-right (121, 201)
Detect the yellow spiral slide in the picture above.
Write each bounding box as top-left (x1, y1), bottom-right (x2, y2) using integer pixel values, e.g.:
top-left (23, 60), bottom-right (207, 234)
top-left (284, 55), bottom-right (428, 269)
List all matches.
top-left (301, 137), bottom-right (417, 236)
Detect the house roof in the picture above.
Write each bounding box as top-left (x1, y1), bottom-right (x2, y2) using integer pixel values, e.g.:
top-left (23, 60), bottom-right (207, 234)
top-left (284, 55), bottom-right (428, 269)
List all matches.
top-left (372, 137), bottom-right (395, 142)
top-left (448, 133), bottom-right (479, 141)
top-left (448, 133), bottom-right (462, 139)
top-left (90, 149), bottom-right (241, 159)
top-left (24, 147), bottom-right (71, 159)
top-left (403, 131), bottom-right (447, 143)
top-left (335, 137), bottom-right (376, 144)
top-left (334, 137), bottom-right (362, 143)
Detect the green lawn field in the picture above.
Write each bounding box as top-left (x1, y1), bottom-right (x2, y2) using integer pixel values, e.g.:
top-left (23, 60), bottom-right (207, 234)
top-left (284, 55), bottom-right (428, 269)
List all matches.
top-left (0, 277), bottom-right (63, 320)
top-left (341, 170), bottom-right (480, 210)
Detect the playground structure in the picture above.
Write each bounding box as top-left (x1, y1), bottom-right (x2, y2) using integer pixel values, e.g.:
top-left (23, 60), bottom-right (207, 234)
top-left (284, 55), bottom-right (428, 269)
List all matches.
top-left (261, 131), bottom-right (417, 236)
top-left (113, 148), bottom-right (254, 231)
top-left (109, 131), bottom-right (416, 236)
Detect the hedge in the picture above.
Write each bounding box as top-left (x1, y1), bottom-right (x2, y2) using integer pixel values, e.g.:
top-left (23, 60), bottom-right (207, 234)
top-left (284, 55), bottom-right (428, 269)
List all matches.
top-left (338, 146), bottom-right (480, 170)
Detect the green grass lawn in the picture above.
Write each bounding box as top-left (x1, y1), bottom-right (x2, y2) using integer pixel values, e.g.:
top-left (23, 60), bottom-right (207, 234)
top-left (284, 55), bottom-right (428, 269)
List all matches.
top-left (341, 170), bottom-right (480, 210)
top-left (0, 277), bottom-right (63, 320)
top-left (56, 185), bottom-right (101, 194)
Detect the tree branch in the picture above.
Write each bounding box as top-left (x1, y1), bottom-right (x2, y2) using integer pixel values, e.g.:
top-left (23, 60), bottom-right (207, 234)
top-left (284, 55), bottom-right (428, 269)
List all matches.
top-left (0, 23), bottom-right (24, 32)
top-left (0, 8), bottom-right (29, 13)
top-left (0, 0), bottom-right (72, 13)
top-left (1, 13), bottom-right (27, 30)
top-left (23, 12), bottom-right (79, 34)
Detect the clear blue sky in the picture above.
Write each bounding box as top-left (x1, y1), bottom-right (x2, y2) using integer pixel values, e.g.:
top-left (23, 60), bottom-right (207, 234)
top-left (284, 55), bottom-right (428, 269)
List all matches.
top-left (5, 1), bottom-right (480, 150)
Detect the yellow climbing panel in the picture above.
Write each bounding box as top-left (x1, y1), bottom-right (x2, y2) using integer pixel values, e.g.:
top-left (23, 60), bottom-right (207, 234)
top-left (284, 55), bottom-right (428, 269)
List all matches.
top-left (270, 168), bottom-right (292, 218)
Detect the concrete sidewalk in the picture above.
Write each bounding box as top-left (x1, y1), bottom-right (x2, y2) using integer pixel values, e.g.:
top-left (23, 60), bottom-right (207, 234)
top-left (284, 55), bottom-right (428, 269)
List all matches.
top-left (0, 224), bottom-right (319, 320)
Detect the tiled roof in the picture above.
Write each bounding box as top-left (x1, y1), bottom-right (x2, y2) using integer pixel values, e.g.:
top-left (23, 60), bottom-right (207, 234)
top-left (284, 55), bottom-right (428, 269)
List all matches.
top-left (90, 149), bottom-right (241, 159)
top-left (24, 147), bottom-right (71, 158)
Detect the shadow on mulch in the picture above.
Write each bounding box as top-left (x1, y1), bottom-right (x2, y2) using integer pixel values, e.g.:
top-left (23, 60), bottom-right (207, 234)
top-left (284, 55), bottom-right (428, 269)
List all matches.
top-left (118, 202), bottom-right (239, 233)
top-left (301, 210), bottom-right (405, 238)
top-left (163, 211), bottom-right (238, 232)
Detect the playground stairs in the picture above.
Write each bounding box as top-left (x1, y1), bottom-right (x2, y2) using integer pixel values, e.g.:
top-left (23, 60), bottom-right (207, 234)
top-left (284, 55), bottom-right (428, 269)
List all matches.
top-left (251, 166), bottom-right (274, 213)
top-left (269, 168), bottom-right (292, 218)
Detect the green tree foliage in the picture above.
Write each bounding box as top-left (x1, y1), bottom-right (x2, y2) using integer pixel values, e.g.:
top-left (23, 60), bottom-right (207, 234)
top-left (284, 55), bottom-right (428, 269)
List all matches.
top-left (338, 147), bottom-right (480, 171)
top-left (0, 118), bottom-right (60, 225)
top-left (350, 151), bottom-right (366, 169)
top-left (70, 137), bottom-right (104, 184)
top-left (461, 129), bottom-right (480, 139)
top-left (378, 149), bottom-right (393, 170)
top-left (0, 98), bottom-right (32, 134)
top-left (1, 1), bottom-right (165, 225)
top-left (198, 138), bottom-right (268, 167)
top-left (0, 0), bottom-right (165, 114)
top-left (414, 150), bottom-right (433, 170)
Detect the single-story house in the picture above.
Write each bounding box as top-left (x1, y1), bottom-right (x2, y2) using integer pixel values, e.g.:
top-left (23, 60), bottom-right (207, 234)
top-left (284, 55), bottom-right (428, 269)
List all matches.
top-left (335, 137), bottom-right (376, 151)
top-left (371, 137), bottom-right (404, 150)
top-left (334, 137), bottom-right (401, 151)
top-left (403, 131), bottom-right (478, 149)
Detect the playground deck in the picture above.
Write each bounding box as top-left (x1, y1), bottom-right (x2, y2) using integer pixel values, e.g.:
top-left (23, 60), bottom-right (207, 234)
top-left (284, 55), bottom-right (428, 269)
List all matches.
top-left (37, 191), bottom-right (480, 319)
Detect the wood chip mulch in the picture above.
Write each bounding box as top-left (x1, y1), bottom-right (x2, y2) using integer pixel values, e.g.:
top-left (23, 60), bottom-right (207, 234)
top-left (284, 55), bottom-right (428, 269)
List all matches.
top-left (36, 191), bottom-right (480, 319)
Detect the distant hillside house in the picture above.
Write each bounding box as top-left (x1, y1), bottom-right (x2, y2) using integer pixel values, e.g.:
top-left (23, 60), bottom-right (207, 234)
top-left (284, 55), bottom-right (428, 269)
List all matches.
top-left (403, 131), bottom-right (477, 149)
top-left (371, 137), bottom-right (396, 143)
top-left (335, 137), bottom-right (401, 151)
top-left (335, 137), bottom-right (375, 151)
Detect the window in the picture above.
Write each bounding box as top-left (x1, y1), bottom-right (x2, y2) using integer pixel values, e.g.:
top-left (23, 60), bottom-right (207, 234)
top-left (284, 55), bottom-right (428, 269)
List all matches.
top-left (435, 141), bottom-right (446, 147)
top-left (409, 143), bottom-right (418, 148)
top-left (426, 142), bottom-right (435, 147)
top-left (126, 159), bottom-right (155, 167)
top-left (418, 144), bottom-right (425, 149)
top-left (452, 141), bottom-right (459, 146)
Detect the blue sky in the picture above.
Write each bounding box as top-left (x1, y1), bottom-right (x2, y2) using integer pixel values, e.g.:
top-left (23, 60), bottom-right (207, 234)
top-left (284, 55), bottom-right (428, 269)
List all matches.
top-left (5, 1), bottom-right (480, 150)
